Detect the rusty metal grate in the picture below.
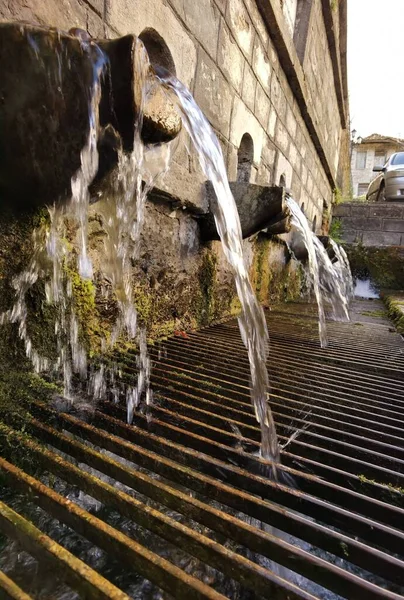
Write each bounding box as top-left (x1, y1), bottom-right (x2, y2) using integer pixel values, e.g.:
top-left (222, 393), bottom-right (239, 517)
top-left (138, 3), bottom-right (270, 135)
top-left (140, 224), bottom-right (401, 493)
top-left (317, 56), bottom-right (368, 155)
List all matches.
top-left (1, 300), bottom-right (404, 599)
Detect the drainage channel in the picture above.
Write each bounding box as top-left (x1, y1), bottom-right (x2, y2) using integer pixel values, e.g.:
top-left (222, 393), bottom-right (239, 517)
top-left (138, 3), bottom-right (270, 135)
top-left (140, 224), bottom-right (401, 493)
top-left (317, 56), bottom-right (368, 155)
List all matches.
top-left (1, 300), bottom-right (404, 599)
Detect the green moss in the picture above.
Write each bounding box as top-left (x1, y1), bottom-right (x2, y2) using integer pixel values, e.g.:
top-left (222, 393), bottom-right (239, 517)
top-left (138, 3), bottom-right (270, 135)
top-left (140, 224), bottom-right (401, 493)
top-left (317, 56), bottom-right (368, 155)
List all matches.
top-left (360, 310), bottom-right (387, 318)
top-left (197, 250), bottom-right (218, 326)
top-left (358, 473), bottom-right (404, 495)
top-left (382, 292), bottom-right (404, 334)
top-left (329, 218), bottom-right (343, 243)
top-left (346, 245), bottom-right (404, 290)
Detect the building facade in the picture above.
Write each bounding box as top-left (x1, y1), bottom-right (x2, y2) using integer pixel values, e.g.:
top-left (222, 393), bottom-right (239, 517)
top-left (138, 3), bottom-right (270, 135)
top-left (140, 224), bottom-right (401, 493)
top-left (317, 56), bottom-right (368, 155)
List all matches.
top-left (0, 0), bottom-right (350, 337)
top-left (351, 133), bottom-right (404, 199)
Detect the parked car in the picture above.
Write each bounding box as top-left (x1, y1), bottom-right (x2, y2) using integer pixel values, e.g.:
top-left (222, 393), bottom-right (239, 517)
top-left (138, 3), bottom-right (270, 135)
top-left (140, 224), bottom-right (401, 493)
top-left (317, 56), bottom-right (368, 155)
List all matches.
top-left (367, 151), bottom-right (404, 201)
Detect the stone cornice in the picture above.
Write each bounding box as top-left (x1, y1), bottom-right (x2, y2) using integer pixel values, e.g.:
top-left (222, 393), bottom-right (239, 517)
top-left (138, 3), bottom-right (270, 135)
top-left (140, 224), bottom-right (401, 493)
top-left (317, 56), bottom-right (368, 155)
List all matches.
top-left (256, 0), bottom-right (347, 189)
top-left (321, 0), bottom-right (347, 129)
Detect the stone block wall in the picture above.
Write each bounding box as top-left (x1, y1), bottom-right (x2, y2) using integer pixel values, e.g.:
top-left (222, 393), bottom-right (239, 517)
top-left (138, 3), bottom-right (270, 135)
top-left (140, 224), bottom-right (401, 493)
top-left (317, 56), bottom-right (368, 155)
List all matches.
top-left (0, 0), bottom-right (350, 339)
top-left (333, 202), bottom-right (404, 247)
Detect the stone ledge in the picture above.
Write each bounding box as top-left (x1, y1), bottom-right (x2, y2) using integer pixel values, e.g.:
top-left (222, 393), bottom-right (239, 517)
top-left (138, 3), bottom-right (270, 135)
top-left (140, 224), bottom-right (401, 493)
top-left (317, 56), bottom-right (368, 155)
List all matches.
top-left (382, 292), bottom-right (404, 334)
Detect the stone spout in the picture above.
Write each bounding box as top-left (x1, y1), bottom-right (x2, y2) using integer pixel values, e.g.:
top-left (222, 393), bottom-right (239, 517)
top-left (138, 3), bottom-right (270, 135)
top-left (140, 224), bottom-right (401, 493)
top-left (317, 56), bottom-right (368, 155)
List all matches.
top-left (0, 22), bottom-right (181, 211)
top-left (289, 234), bottom-right (333, 262)
top-left (198, 182), bottom-right (291, 241)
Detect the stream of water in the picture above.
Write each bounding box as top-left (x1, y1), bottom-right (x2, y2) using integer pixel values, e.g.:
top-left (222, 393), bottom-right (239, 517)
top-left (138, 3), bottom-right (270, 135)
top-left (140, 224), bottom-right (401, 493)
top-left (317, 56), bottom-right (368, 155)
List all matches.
top-left (286, 197), bottom-right (351, 347)
top-left (1, 36), bottom-right (352, 476)
top-left (156, 69), bottom-right (279, 464)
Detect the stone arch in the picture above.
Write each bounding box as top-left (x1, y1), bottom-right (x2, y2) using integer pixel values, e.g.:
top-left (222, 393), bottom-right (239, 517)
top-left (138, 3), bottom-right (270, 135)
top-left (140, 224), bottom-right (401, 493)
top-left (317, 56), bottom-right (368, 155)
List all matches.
top-left (138, 28), bottom-right (176, 75)
top-left (237, 133), bottom-right (254, 183)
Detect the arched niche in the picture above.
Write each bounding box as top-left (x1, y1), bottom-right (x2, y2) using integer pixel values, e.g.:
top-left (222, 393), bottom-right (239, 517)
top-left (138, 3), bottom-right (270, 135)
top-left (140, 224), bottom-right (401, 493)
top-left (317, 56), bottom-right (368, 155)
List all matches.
top-left (279, 173), bottom-right (286, 187)
top-left (300, 202), bottom-right (305, 215)
top-left (312, 215), bottom-right (317, 233)
top-left (138, 28), bottom-right (176, 75)
top-left (237, 133), bottom-right (254, 183)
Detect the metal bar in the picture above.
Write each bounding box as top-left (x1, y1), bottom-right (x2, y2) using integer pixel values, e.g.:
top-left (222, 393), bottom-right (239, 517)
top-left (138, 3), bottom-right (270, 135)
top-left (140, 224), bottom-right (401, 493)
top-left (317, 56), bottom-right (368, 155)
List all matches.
top-left (2, 415), bottom-right (404, 597)
top-left (0, 571), bottom-right (33, 600)
top-left (0, 501), bottom-right (131, 600)
top-left (0, 428), bottom-right (313, 600)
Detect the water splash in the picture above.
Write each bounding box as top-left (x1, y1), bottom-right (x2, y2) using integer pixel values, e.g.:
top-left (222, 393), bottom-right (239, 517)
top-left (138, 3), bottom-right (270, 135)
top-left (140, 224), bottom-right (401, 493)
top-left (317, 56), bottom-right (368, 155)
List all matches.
top-left (156, 69), bottom-right (279, 464)
top-left (0, 36), bottom-right (168, 418)
top-left (286, 197), bottom-right (351, 347)
top-left (286, 197), bottom-right (328, 347)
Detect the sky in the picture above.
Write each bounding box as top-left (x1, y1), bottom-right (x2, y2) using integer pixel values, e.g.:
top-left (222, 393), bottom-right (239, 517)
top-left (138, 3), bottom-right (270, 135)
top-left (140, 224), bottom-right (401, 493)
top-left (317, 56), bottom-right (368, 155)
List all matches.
top-left (348, 0), bottom-right (404, 140)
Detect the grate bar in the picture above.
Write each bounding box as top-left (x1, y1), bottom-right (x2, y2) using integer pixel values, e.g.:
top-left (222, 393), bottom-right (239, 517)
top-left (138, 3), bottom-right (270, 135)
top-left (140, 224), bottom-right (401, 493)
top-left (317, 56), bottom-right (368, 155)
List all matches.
top-left (0, 571), bottom-right (33, 600)
top-left (0, 501), bottom-right (131, 600)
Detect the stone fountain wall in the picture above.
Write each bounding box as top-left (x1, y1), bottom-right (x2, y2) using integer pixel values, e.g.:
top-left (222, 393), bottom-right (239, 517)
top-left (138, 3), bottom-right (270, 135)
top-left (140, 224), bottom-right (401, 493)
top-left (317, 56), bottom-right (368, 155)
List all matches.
top-left (0, 0), bottom-right (350, 346)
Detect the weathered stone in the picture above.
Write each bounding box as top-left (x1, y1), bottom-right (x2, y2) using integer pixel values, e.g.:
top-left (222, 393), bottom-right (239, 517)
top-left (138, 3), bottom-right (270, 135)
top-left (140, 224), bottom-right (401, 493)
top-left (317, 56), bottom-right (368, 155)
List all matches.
top-left (226, 0), bottom-right (254, 58)
top-left (151, 158), bottom-right (208, 213)
top-left (254, 84), bottom-right (270, 128)
top-left (241, 63), bottom-right (257, 112)
top-left (342, 217), bottom-right (382, 231)
top-left (275, 152), bottom-right (293, 188)
top-left (268, 106), bottom-right (277, 139)
top-left (286, 105), bottom-right (297, 138)
top-left (227, 144), bottom-right (239, 181)
top-left (362, 231), bottom-right (402, 247)
top-left (369, 204), bottom-right (404, 218)
top-left (217, 20), bottom-right (244, 91)
top-left (261, 137), bottom-right (276, 168)
top-left (194, 48), bottom-right (233, 138)
top-left (351, 204), bottom-right (370, 216)
top-left (275, 120), bottom-right (289, 154)
top-left (142, 84), bottom-right (182, 143)
top-left (230, 97), bottom-right (263, 164)
top-left (383, 219), bottom-right (404, 232)
top-left (184, 0), bottom-right (220, 60)
top-left (257, 163), bottom-right (272, 186)
top-left (108, 0), bottom-right (197, 88)
top-left (341, 229), bottom-right (360, 244)
top-left (199, 182), bottom-right (288, 240)
top-left (243, 0), bottom-right (269, 48)
top-left (333, 204), bottom-right (351, 217)
top-left (252, 36), bottom-right (271, 90)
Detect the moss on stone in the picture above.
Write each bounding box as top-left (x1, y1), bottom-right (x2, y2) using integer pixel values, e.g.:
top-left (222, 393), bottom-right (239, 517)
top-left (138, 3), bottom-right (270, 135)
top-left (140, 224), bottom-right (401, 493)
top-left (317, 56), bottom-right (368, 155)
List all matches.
top-left (346, 245), bottom-right (404, 290)
top-left (382, 292), bottom-right (404, 334)
top-left (197, 249), bottom-right (218, 326)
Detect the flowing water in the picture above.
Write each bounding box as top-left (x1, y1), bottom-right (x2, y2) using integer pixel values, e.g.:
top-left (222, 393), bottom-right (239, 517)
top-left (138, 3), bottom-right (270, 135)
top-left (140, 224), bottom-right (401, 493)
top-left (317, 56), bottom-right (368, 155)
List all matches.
top-left (286, 197), bottom-right (351, 347)
top-left (156, 69), bottom-right (279, 464)
top-left (0, 37), bottom-right (170, 416)
top-left (286, 197), bottom-right (328, 346)
top-left (0, 30), bottom-right (362, 600)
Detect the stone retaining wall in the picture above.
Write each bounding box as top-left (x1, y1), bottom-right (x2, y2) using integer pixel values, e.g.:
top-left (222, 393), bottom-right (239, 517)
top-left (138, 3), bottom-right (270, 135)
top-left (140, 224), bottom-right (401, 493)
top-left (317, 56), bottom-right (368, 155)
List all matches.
top-left (333, 202), bottom-right (404, 247)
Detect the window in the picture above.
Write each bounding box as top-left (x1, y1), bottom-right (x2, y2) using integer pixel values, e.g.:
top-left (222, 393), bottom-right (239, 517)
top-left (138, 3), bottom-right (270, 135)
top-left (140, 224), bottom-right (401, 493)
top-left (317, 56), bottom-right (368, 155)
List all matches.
top-left (300, 202), bottom-right (305, 214)
top-left (237, 134), bottom-right (254, 182)
top-left (356, 151), bottom-right (367, 169)
top-left (357, 183), bottom-right (368, 197)
top-left (391, 152), bottom-right (404, 165)
top-left (374, 151), bottom-right (385, 167)
top-left (279, 174), bottom-right (286, 187)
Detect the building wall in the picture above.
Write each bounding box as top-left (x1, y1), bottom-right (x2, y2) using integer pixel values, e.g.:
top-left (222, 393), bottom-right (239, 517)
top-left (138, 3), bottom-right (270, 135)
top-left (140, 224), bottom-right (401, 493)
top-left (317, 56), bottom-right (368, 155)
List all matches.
top-left (0, 0), bottom-right (350, 336)
top-left (333, 202), bottom-right (404, 247)
top-left (351, 142), bottom-right (401, 198)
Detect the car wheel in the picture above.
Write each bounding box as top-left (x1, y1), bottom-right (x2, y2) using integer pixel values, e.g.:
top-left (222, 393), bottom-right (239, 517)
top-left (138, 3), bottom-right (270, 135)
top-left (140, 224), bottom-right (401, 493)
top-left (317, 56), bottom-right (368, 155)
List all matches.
top-left (377, 183), bottom-right (386, 202)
